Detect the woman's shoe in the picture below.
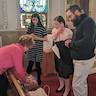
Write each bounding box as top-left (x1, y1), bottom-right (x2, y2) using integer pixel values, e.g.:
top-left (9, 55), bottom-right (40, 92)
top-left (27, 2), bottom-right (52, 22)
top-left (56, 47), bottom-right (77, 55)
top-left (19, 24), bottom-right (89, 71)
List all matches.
top-left (56, 86), bottom-right (64, 92)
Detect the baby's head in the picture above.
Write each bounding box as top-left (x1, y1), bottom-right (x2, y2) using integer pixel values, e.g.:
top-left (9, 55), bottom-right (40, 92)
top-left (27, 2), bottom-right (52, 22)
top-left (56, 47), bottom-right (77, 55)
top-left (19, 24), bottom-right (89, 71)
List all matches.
top-left (25, 75), bottom-right (39, 91)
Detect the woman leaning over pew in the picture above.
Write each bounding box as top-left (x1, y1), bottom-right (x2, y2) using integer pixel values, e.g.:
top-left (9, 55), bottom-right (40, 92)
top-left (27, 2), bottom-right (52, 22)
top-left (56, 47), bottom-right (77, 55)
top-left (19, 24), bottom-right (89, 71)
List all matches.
top-left (0, 34), bottom-right (35, 96)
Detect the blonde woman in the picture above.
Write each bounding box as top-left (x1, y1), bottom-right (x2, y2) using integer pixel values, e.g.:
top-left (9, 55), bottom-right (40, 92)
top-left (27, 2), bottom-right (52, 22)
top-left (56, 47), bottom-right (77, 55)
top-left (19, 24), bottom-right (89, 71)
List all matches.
top-left (0, 35), bottom-right (34, 96)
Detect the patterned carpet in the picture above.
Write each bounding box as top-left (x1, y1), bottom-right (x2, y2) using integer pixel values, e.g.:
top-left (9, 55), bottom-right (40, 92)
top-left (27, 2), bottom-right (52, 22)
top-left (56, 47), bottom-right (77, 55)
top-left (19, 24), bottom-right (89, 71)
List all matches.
top-left (42, 74), bottom-right (64, 96)
top-left (41, 73), bottom-right (96, 96)
top-left (8, 73), bottom-right (96, 96)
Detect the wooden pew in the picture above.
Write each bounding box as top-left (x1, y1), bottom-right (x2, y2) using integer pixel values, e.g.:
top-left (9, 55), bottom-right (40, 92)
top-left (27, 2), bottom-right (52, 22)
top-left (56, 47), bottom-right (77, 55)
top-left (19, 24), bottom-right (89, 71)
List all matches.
top-left (7, 72), bottom-right (25, 96)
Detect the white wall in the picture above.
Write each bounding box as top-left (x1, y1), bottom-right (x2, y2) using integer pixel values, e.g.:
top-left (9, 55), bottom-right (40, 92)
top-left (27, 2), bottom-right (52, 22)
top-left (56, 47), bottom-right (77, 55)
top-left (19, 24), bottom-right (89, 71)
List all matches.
top-left (0, 0), bottom-right (20, 31)
top-left (47, 0), bottom-right (65, 28)
top-left (7, 0), bottom-right (21, 30)
top-left (0, 0), bottom-right (8, 30)
top-left (7, 0), bottom-right (17, 30)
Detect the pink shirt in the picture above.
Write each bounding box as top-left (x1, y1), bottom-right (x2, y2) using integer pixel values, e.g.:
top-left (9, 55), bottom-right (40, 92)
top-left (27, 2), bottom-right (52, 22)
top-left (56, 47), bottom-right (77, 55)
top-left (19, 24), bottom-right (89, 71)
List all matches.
top-left (0, 43), bottom-right (27, 82)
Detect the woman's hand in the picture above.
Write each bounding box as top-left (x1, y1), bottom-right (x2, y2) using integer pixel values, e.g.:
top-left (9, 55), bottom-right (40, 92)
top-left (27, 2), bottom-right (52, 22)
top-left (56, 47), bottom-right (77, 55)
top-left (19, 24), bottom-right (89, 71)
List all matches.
top-left (65, 39), bottom-right (72, 48)
top-left (53, 28), bottom-right (64, 40)
top-left (31, 33), bottom-right (38, 40)
top-left (43, 36), bottom-right (48, 41)
top-left (31, 33), bottom-right (48, 41)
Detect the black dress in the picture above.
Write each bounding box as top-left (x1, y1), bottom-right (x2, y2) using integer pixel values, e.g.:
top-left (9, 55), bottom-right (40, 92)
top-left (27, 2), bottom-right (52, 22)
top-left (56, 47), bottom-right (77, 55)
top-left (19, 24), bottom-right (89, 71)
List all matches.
top-left (54, 41), bottom-right (74, 79)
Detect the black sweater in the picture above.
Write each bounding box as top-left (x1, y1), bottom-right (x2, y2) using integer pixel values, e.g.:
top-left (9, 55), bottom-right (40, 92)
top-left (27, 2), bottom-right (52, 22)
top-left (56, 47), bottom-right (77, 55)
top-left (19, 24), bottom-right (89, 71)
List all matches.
top-left (70, 14), bottom-right (95, 60)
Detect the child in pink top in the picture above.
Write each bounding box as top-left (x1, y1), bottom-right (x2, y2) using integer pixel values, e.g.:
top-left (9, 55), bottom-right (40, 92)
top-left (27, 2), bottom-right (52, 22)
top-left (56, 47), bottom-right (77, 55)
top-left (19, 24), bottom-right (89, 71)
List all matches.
top-left (0, 35), bottom-right (34, 96)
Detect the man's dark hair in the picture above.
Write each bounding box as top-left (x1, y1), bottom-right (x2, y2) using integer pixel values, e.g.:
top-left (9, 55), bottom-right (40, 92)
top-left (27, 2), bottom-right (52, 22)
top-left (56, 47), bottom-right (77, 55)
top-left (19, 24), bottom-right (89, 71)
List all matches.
top-left (67, 5), bottom-right (82, 13)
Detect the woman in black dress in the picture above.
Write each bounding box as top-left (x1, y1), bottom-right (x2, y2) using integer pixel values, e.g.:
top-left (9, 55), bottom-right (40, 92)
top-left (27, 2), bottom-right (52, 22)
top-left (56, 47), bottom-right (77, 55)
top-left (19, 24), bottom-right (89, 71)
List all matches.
top-left (52, 16), bottom-right (74, 96)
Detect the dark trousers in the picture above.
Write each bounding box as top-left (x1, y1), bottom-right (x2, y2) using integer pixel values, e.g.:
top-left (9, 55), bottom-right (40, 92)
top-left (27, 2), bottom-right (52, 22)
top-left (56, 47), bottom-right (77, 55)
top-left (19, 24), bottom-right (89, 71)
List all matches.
top-left (0, 74), bottom-right (9, 96)
top-left (27, 61), bottom-right (41, 85)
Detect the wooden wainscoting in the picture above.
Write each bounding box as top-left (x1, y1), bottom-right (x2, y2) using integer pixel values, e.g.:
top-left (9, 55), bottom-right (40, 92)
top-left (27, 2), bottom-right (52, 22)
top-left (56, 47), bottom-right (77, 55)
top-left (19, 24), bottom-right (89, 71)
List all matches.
top-left (41, 52), bottom-right (56, 76)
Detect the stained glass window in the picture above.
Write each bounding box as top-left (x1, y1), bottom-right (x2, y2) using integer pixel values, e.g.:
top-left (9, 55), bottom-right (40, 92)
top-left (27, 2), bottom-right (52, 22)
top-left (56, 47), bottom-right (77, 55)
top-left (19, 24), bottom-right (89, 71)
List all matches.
top-left (20, 0), bottom-right (48, 13)
top-left (19, 0), bottom-right (48, 28)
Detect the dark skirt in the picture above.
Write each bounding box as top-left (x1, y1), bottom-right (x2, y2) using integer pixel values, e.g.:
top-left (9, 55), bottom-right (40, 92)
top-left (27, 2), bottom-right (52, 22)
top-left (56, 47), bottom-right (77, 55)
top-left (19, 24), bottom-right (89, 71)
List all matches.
top-left (54, 41), bottom-right (74, 79)
top-left (0, 74), bottom-right (9, 96)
